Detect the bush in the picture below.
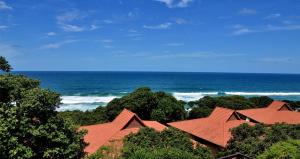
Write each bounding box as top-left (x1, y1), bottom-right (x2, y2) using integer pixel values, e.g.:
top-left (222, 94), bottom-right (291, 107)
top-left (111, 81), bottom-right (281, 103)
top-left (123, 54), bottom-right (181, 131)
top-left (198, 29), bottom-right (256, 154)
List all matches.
top-left (257, 140), bottom-right (300, 159)
top-left (123, 127), bottom-right (213, 159)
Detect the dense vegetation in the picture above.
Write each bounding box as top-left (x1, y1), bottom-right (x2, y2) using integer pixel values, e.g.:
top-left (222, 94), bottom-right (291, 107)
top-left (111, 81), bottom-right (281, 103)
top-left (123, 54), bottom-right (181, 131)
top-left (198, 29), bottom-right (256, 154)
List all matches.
top-left (219, 123), bottom-right (300, 158)
top-left (257, 140), bottom-right (300, 159)
top-left (188, 95), bottom-right (274, 119)
top-left (122, 127), bottom-right (213, 159)
top-left (105, 87), bottom-right (186, 123)
top-left (0, 58), bottom-right (86, 159)
top-left (58, 107), bottom-right (108, 126)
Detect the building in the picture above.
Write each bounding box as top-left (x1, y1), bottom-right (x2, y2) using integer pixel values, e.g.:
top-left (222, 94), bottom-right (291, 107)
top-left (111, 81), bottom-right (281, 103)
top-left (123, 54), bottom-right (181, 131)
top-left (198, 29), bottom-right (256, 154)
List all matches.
top-left (80, 109), bottom-right (166, 154)
top-left (168, 107), bottom-right (255, 154)
top-left (168, 101), bottom-right (300, 154)
top-left (237, 101), bottom-right (300, 125)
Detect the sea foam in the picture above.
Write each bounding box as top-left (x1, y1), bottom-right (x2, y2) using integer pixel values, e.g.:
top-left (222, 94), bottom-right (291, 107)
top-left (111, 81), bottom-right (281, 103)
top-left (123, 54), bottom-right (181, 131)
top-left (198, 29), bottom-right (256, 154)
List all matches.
top-left (61, 95), bottom-right (119, 104)
top-left (224, 92), bottom-right (300, 96)
top-left (172, 92), bottom-right (218, 102)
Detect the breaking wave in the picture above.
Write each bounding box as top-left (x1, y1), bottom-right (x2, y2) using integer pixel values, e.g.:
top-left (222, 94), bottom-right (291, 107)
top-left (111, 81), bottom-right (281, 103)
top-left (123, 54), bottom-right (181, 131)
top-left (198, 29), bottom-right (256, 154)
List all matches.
top-left (57, 92), bottom-right (300, 111)
top-left (172, 92), bottom-right (300, 102)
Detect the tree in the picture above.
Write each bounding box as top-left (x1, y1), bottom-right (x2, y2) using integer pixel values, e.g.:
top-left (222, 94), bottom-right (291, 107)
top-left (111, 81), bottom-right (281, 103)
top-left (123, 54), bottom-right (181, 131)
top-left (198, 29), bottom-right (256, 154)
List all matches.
top-left (122, 127), bottom-right (213, 159)
top-left (248, 96), bottom-right (273, 108)
top-left (257, 140), bottom-right (300, 159)
top-left (0, 56), bottom-right (12, 72)
top-left (105, 87), bottom-right (186, 123)
top-left (0, 73), bottom-right (86, 158)
top-left (219, 123), bottom-right (300, 158)
top-left (58, 106), bottom-right (108, 126)
top-left (188, 96), bottom-right (274, 119)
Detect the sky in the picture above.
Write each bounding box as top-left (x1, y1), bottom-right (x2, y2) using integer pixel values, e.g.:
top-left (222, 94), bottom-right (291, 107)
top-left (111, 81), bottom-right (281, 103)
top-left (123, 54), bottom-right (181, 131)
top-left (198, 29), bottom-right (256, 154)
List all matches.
top-left (1, 0), bottom-right (300, 73)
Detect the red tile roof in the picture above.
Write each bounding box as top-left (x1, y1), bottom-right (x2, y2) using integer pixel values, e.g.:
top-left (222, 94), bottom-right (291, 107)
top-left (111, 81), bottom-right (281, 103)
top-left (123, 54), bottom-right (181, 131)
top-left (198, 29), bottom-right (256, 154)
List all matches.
top-left (80, 109), bottom-right (166, 154)
top-left (237, 101), bottom-right (300, 125)
top-left (168, 107), bottom-right (254, 148)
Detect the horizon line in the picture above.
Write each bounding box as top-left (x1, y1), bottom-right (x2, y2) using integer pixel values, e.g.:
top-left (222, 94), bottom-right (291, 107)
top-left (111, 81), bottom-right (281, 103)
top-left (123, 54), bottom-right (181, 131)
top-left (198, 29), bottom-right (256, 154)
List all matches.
top-left (11, 70), bottom-right (300, 75)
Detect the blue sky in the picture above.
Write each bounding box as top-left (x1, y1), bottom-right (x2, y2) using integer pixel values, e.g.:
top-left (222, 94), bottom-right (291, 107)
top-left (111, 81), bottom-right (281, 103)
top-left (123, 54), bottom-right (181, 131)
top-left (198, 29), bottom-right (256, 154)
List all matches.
top-left (1, 0), bottom-right (300, 73)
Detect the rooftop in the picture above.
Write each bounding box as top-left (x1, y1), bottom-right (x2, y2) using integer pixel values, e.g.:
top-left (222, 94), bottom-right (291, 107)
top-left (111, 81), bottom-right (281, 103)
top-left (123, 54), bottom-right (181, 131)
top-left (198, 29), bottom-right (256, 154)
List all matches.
top-left (168, 107), bottom-right (254, 148)
top-left (80, 109), bottom-right (166, 154)
top-left (237, 101), bottom-right (300, 125)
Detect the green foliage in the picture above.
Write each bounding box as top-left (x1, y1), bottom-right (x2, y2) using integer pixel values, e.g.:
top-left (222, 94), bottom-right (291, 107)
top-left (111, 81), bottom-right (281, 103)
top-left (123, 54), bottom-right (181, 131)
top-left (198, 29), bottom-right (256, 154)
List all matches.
top-left (86, 146), bottom-right (114, 159)
top-left (123, 127), bottom-right (213, 159)
top-left (219, 123), bottom-right (300, 158)
top-left (0, 56), bottom-right (12, 72)
top-left (59, 106), bottom-right (108, 126)
top-left (124, 147), bottom-right (202, 159)
top-left (105, 87), bottom-right (186, 123)
top-left (0, 73), bottom-right (86, 159)
top-left (257, 140), bottom-right (300, 159)
top-left (248, 96), bottom-right (274, 108)
top-left (188, 96), bottom-right (273, 119)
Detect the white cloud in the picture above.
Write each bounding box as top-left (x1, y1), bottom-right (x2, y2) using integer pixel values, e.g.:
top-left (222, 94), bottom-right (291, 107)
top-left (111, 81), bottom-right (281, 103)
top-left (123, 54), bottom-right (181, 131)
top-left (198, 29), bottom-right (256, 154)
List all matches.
top-left (174, 18), bottom-right (187, 24)
top-left (143, 22), bottom-right (172, 30)
top-left (56, 10), bottom-right (94, 32)
top-left (90, 24), bottom-right (99, 30)
top-left (60, 24), bottom-right (85, 32)
top-left (238, 8), bottom-right (257, 15)
top-left (0, 25), bottom-right (9, 31)
top-left (264, 13), bottom-right (281, 19)
top-left (155, 0), bottom-right (194, 8)
top-left (56, 10), bottom-right (85, 24)
top-left (41, 39), bottom-right (78, 49)
top-left (0, 1), bottom-right (12, 10)
top-left (232, 24), bottom-right (300, 36)
top-left (46, 32), bottom-right (56, 36)
top-left (232, 28), bottom-right (254, 35)
top-left (165, 43), bottom-right (184, 46)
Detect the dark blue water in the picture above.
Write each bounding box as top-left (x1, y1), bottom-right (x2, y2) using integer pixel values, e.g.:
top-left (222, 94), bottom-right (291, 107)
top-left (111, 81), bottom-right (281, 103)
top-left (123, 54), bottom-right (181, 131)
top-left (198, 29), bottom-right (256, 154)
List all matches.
top-left (13, 71), bottom-right (300, 111)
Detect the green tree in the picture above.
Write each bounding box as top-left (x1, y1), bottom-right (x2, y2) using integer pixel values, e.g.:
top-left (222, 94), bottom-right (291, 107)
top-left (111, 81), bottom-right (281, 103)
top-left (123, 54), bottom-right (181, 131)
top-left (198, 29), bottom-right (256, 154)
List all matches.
top-left (0, 56), bottom-right (12, 72)
top-left (0, 73), bottom-right (86, 158)
top-left (125, 147), bottom-right (202, 159)
top-left (188, 95), bottom-right (274, 119)
top-left (219, 123), bottom-right (300, 158)
top-left (248, 96), bottom-right (273, 108)
top-left (59, 106), bottom-right (108, 126)
top-left (257, 140), bottom-right (300, 159)
top-left (105, 87), bottom-right (186, 123)
top-left (123, 127), bottom-right (213, 159)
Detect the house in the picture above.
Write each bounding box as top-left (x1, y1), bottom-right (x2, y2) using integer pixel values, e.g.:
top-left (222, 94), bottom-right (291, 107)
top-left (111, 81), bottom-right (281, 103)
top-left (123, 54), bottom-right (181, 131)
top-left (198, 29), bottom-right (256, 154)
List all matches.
top-left (168, 107), bottom-right (255, 154)
top-left (80, 109), bottom-right (166, 154)
top-left (237, 101), bottom-right (300, 125)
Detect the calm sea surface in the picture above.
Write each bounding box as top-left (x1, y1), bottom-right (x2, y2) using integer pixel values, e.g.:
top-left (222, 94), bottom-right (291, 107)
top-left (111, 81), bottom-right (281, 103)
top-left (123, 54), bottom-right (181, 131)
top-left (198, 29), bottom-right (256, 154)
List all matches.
top-left (13, 71), bottom-right (300, 111)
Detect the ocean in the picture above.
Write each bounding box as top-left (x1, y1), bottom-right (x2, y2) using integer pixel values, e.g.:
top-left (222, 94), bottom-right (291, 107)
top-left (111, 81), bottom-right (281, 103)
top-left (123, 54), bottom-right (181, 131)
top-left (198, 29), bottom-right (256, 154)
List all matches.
top-left (14, 71), bottom-right (300, 111)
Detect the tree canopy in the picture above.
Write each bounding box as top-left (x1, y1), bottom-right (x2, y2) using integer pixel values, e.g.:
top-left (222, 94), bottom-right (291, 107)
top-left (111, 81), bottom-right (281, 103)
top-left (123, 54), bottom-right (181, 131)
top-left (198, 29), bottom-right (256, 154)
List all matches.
top-left (0, 58), bottom-right (86, 159)
top-left (188, 96), bottom-right (273, 119)
top-left (0, 56), bottom-right (12, 72)
top-left (257, 140), bottom-right (300, 159)
top-left (122, 127), bottom-right (213, 159)
top-left (219, 123), bottom-right (300, 158)
top-left (105, 87), bottom-right (186, 123)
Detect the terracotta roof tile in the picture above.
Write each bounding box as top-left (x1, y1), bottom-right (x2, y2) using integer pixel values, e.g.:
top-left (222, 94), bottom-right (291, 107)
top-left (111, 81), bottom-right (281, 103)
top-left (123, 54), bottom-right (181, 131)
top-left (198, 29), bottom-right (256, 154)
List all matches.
top-left (168, 107), bottom-right (254, 148)
top-left (237, 101), bottom-right (300, 125)
top-left (80, 109), bottom-right (166, 154)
